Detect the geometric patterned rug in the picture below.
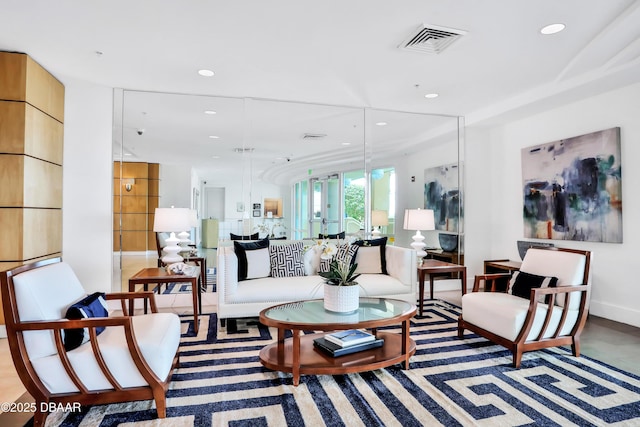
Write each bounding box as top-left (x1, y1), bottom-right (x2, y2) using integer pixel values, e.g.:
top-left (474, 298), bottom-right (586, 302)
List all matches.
top-left (37, 300), bottom-right (640, 426)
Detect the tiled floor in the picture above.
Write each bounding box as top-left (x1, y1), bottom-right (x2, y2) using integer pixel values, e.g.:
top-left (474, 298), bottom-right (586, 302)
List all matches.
top-left (1, 256), bottom-right (639, 426)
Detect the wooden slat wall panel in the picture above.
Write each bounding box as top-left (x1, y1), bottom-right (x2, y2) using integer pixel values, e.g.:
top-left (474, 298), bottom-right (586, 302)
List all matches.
top-left (113, 162), bottom-right (160, 251)
top-left (0, 52), bottom-right (64, 326)
top-left (25, 103), bottom-right (64, 164)
top-left (24, 156), bottom-right (62, 208)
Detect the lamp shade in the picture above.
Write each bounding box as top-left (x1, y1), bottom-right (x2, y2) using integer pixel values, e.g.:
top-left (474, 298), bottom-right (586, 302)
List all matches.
top-left (371, 210), bottom-right (389, 227)
top-left (403, 208), bottom-right (435, 231)
top-left (153, 207), bottom-right (191, 232)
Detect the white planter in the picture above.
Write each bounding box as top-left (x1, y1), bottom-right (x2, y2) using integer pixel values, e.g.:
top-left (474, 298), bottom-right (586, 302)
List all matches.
top-left (323, 283), bottom-right (360, 313)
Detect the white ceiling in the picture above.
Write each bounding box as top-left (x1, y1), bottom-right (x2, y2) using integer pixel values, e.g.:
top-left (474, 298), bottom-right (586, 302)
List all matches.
top-left (2, 0), bottom-right (639, 183)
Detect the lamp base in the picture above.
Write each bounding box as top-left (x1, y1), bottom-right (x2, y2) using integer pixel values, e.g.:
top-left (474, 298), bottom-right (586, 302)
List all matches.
top-left (410, 230), bottom-right (426, 258)
top-left (161, 232), bottom-right (184, 264)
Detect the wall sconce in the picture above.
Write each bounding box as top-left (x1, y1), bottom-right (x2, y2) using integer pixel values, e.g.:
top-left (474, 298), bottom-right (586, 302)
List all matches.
top-left (123, 178), bottom-right (135, 192)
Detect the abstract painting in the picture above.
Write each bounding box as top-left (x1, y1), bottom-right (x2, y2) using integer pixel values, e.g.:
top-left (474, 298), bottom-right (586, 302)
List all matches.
top-left (424, 162), bottom-right (462, 232)
top-left (521, 127), bottom-right (622, 243)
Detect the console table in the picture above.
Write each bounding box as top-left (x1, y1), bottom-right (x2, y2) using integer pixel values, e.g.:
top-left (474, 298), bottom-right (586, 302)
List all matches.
top-left (426, 249), bottom-right (464, 266)
top-left (417, 260), bottom-right (467, 316)
top-left (129, 266), bottom-right (201, 333)
top-left (483, 259), bottom-right (521, 291)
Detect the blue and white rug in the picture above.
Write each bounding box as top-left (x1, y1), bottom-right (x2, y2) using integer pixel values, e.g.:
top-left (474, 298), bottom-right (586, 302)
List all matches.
top-left (40, 300), bottom-right (640, 426)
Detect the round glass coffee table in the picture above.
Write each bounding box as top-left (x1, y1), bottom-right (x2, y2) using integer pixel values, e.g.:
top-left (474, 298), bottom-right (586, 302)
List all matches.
top-left (258, 298), bottom-right (416, 386)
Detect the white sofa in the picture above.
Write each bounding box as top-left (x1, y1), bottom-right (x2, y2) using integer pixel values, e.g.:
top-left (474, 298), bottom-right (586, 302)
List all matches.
top-left (217, 239), bottom-right (417, 326)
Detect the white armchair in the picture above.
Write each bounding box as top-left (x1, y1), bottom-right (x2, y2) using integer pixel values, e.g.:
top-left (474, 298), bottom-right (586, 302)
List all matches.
top-left (0, 258), bottom-right (181, 426)
top-left (458, 247), bottom-right (592, 367)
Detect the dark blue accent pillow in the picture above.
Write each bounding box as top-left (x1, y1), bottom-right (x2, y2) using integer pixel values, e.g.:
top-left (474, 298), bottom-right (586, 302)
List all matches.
top-left (64, 292), bottom-right (108, 351)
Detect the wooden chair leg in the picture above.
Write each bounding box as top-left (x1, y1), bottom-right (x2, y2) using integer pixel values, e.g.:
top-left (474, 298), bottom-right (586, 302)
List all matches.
top-left (572, 337), bottom-right (581, 357)
top-left (153, 390), bottom-right (167, 418)
top-left (513, 349), bottom-right (523, 368)
top-left (457, 318), bottom-right (465, 338)
top-left (33, 407), bottom-right (48, 427)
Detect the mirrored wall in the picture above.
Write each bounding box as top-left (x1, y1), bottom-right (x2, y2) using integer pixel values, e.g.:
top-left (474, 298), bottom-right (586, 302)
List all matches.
top-left (113, 90), bottom-right (463, 288)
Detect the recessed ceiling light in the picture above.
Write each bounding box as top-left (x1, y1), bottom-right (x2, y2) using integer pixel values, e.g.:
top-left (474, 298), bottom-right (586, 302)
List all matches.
top-left (424, 93), bottom-right (439, 99)
top-left (198, 69), bottom-right (214, 77)
top-left (209, 135), bottom-right (219, 139)
top-left (124, 153), bottom-right (132, 156)
top-left (211, 155), bottom-right (220, 159)
top-left (540, 23), bottom-right (565, 35)
top-left (375, 122), bottom-right (388, 126)
top-left (342, 142), bottom-right (351, 146)
top-left (204, 110), bottom-right (217, 115)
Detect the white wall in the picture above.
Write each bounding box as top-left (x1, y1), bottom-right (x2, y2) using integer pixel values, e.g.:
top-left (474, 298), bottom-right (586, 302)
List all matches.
top-left (468, 82), bottom-right (640, 327)
top-left (61, 76), bottom-right (114, 294)
top-left (159, 164), bottom-right (192, 208)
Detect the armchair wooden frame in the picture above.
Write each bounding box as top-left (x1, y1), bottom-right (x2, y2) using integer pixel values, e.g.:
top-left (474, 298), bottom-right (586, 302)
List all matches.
top-left (0, 258), bottom-right (180, 427)
top-left (458, 247), bottom-right (591, 368)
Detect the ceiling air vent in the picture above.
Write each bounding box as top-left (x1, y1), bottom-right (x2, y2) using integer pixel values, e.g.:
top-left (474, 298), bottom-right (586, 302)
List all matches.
top-left (399, 24), bottom-right (467, 55)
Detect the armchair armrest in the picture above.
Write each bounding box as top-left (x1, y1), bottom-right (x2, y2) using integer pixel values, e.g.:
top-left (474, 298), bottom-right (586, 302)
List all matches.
top-left (16, 315), bottom-right (159, 395)
top-left (105, 291), bottom-right (158, 314)
top-left (517, 284), bottom-right (590, 343)
top-left (472, 273), bottom-right (512, 292)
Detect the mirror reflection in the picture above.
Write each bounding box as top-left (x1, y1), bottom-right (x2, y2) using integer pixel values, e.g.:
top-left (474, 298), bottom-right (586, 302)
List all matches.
top-left (114, 91), bottom-right (463, 289)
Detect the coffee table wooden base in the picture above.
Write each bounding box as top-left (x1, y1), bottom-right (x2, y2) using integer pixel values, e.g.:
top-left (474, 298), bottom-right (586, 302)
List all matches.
top-left (259, 331), bottom-right (416, 386)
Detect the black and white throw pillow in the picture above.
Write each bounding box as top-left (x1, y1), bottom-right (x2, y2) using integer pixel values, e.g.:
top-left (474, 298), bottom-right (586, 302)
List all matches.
top-left (269, 242), bottom-right (305, 278)
top-left (318, 243), bottom-right (359, 273)
top-left (354, 237), bottom-right (387, 274)
top-left (508, 270), bottom-right (558, 301)
top-left (234, 237), bottom-right (270, 281)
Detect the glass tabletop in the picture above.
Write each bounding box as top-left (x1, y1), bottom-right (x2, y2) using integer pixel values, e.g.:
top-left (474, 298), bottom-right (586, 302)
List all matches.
top-left (262, 298), bottom-right (415, 326)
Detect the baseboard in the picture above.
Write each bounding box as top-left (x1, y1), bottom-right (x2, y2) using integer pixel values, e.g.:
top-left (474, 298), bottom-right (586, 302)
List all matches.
top-left (589, 299), bottom-right (640, 328)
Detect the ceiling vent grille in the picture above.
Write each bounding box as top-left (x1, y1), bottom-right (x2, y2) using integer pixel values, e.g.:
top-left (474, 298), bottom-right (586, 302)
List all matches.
top-left (399, 24), bottom-right (467, 55)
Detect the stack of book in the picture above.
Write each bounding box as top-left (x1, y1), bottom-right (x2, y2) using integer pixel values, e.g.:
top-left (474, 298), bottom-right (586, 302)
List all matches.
top-left (314, 329), bottom-right (383, 357)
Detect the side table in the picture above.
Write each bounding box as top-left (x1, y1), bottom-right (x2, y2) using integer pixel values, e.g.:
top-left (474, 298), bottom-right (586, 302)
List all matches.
top-left (483, 259), bottom-right (521, 292)
top-left (417, 260), bottom-right (467, 316)
top-left (128, 266), bottom-right (201, 333)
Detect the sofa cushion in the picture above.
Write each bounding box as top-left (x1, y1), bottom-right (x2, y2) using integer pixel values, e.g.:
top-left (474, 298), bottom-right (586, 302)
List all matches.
top-left (269, 241), bottom-right (305, 278)
top-left (354, 237), bottom-right (387, 275)
top-left (508, 271), bottom-right (557, 302)
top-left (64, 292), bottom-right (109, 351)
top-left (303, 245), bottom-right (322, 276)
top-left (319, 243), bottom-right (358, 273)
top-left (31, 312), bottom-right (180, 394)
top-left (234, 237), bottom-right (270, 281)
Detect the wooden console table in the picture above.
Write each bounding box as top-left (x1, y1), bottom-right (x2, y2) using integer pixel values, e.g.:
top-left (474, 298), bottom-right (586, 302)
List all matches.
top-left (482, 259), bottom-right (522, 292)
top-left (129, 267), bottom-right (201, 333)
top-left (426, 249), bottom-right (464, 266)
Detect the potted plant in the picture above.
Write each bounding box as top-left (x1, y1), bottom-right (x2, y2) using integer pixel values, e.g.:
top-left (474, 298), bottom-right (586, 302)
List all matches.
top-left (319, 259), bottom-right (361, 313)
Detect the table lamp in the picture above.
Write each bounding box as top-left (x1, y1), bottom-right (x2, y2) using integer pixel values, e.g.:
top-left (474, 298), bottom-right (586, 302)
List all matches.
top-left (153, 207), bottom-right (191, 263)
top-left (371, 210), bottom-right (389, 237)
top-left (403, 208), bottom-right (435, 260)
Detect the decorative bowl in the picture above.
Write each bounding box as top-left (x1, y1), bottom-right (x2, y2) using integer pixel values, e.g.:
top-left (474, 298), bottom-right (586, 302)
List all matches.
top-left (438, 233), bottom-right (458, 252)
top-left (517, 240), bottom-right (554, 260)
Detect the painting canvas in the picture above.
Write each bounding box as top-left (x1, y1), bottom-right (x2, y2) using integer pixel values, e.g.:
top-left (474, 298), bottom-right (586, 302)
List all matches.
top-left (521, 127), bottom-right (622, 243)
top-left (424, 162), bottom-right (462, 232)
